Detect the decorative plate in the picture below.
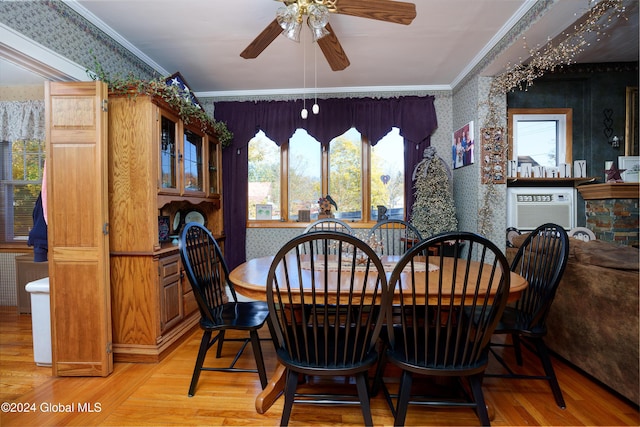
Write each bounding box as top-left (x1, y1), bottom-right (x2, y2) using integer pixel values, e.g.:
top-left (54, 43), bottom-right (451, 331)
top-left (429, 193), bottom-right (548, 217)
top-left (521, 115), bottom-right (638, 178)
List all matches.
top-left (568, 227), bottom-right (596, 242)
top-left (506, 227), bottom-right (521, 247)
top-left (185, 210), bottom-right (206, 226)
top-left (173, 211), bottom-right (181, 232)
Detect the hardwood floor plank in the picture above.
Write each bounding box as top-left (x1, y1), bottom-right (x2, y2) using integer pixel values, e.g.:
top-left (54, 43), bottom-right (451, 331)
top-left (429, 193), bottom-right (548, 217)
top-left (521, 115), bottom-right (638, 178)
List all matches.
top-left (1, 307), bottom-right (638, 426)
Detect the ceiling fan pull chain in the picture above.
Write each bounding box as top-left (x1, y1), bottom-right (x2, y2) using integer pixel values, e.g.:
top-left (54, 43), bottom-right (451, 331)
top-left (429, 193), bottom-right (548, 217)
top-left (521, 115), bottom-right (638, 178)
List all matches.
top-left (301, 27), bottom-right (308, 119)
top-left (313, 43), bottom-right (319, 115)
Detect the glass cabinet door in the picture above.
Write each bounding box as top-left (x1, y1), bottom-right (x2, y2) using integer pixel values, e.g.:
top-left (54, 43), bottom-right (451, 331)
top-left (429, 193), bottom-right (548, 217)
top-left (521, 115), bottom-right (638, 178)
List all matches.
top-left (208, 138), bottom-right (219, 195)
top-left (160, 115), bottom-right (178, 191)
top-left (183, 129), bottom-right (203, 193)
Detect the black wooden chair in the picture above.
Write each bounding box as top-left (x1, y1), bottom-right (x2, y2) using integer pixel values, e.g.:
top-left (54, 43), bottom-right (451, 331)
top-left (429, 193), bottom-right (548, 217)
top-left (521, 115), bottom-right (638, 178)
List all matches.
top-left (377, 232), bottom-right (511, 426)
top-left (302, 219), bottom-right (354, 255)
top-left (266, 231), bottom-right (389, 426)
top-left (303, 218), bottom-right (354, 234)
top-left (487, 223), bottom-right (570, 408)
top-left (368, 219), bottom-right (423, 256)
top-left (180, 223), bottom-right (269, 396)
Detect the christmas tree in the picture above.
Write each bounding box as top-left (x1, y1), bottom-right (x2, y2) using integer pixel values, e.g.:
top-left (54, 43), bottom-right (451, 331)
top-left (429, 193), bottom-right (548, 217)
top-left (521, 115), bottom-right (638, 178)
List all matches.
top-left (410, 146), bottom-right (458, 237)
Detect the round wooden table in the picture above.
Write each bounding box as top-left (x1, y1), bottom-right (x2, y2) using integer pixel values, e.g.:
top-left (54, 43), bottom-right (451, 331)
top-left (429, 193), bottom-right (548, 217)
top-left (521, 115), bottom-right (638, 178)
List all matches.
top-left (229, 254), bottom-right (528, 414)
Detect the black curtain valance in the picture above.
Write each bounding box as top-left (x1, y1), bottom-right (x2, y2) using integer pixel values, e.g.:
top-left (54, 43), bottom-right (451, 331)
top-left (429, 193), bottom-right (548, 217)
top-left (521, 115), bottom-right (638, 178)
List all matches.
top-left (214, 95), bottom-right (437, 269)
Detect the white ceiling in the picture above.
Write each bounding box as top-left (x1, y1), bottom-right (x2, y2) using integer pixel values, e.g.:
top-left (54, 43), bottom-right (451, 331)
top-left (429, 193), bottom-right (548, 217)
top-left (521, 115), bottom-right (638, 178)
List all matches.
top-left (1, 0), bottom-right (638, 96)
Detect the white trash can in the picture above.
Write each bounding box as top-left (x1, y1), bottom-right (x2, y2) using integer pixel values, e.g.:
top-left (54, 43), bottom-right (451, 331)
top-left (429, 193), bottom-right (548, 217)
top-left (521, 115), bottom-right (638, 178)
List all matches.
top-left (25, 277), bottom-right (51, 366)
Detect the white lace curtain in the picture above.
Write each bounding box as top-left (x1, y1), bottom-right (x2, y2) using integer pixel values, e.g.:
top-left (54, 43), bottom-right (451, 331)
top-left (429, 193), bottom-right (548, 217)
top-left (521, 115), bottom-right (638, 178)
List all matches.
top-left (0, 100), bottom-right (45, 141)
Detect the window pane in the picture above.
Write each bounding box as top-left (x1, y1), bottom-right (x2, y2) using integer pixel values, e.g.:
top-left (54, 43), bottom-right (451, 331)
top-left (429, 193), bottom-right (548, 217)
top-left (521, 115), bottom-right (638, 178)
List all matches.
top-left (3, 139), bottom-right (44, 242)
top-left (248, 131), bottom-right (281, 220)
top-left (160, 116), bottom-right (177, 189)
top-left (515, 120), bottom-right (558, 168)
top-left (13, 184), bottom-right (40, 239)
top-left (371, 128), bottom-right (404, 220)
top-left (329, 128), bottom-right (361, 221)
top-left (183, 130), bottom-right (203, 191)
top-left (289, 129), bottom-right (321, 220)
top-left (12, 139), bottom-right (44, 180)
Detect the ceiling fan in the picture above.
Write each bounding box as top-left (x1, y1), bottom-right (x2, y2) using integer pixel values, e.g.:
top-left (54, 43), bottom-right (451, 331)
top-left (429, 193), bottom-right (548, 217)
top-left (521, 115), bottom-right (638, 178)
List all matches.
top-left (240, 0), bottom-right (417, 71)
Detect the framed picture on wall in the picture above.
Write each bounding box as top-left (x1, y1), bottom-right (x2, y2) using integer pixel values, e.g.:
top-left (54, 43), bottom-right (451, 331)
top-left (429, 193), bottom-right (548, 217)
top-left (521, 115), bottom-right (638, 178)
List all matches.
top-left (618, 156), bottom-right (640, 182)
top-left (452, 121), bottom-right (474, 169)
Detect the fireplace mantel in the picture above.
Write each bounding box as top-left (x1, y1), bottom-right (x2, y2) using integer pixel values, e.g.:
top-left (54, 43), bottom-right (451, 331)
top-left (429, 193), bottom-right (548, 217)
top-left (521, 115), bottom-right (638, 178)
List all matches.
top-left (577, 183), bottom-right (639, 200)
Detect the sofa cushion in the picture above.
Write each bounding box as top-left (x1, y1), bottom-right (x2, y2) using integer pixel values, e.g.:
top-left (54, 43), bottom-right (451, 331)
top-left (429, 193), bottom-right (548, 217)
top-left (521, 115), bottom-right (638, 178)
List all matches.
top-left (573, 239), bottom-right (639, 271)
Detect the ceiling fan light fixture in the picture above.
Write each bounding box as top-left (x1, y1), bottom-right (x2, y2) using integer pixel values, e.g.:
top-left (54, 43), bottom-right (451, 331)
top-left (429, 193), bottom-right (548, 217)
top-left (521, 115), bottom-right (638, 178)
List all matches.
top-left (277, 3), bottom-right (302, 42)
top-left (283, 21), bottom-right (302, 42)
top-left (308, 4), bottom-right (330, 42)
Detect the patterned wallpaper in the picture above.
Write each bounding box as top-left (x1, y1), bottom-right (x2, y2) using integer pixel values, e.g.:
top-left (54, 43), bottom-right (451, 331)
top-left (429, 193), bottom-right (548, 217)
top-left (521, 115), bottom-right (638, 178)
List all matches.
top-left (0, 0), bottom-right (157, 81)
top-left (450, 75), bottom-right (508, 250)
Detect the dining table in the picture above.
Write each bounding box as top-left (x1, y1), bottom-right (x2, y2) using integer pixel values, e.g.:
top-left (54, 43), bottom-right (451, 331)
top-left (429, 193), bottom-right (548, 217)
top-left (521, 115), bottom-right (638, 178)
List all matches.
top-left (229, 253), bottom-right (528, 414)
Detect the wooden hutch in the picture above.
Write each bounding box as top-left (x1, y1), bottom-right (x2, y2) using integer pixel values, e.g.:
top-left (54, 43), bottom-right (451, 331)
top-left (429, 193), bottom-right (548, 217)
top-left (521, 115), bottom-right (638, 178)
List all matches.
top-left (46, 81), bottom-right (223, 375)
top-left (107, 93), bottom-right (223, 362)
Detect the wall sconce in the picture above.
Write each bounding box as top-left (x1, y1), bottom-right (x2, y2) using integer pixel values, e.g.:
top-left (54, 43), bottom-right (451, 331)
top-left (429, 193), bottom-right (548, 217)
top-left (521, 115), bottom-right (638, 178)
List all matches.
top-left (603, 108), bottom-right (622, 148)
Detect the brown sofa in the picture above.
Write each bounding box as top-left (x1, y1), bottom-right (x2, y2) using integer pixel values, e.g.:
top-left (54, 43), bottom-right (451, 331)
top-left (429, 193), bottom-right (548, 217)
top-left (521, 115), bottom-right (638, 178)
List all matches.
top-left (507, 237), bottom-right (639, 406)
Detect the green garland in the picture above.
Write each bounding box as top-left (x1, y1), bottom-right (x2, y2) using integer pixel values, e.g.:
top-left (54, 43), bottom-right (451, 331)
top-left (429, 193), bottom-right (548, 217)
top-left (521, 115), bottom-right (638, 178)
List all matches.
top-left (87, 59), bottom-right (233, 148)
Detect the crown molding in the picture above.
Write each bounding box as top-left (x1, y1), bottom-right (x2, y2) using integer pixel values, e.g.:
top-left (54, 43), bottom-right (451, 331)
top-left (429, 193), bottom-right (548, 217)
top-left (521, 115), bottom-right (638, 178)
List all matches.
top-left (0, 23), bottom-right (86, 81)
top-left (197, 84), bottom-right (452, 99)
top-left (63, 0), bottom-right (169, 77)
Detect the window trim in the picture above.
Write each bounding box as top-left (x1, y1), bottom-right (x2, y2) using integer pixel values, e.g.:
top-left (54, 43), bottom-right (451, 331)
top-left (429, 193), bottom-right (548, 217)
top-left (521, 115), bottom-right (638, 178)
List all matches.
top-left (507, 108), bottom-right (573, 167)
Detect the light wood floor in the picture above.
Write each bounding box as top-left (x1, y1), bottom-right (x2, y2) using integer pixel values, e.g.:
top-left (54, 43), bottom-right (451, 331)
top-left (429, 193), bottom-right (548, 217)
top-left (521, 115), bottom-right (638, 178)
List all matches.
top-left (1, 306), bottom-right (638, 426)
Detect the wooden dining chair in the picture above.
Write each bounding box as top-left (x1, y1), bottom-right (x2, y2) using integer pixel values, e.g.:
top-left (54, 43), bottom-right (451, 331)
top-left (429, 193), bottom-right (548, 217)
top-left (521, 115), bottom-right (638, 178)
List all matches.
top-left (179, 223), bottom-right (270, 396)
top-left (266, 231), bottom-right (389, 426)
top-left (368, 219), bottom-right (423, 256)
top-left (302, 218), bottom-right (354, 235)
top-left (487, 223), bottom-right (570, 408)
top-left (376, 231), bottom-right (511, 426)
top-left (302, 219), bottom-right (354, 255)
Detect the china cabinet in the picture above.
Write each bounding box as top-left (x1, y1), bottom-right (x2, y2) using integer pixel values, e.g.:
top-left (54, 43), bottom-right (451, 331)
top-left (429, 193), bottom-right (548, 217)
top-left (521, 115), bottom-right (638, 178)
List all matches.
top-left (108, 93), bottom-right (223, 362)
top-left (45, 83), bottom-right (224, 368)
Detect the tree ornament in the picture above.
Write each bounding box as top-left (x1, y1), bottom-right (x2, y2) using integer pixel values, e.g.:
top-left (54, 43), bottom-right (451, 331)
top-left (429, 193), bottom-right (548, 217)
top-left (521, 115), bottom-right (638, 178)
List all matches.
top-left (410, 147), bottom-right (458, 237)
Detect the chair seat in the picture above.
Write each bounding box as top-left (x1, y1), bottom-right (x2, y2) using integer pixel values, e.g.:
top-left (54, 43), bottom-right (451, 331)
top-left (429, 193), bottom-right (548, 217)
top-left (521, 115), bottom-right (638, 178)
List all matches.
top-left (494, 306), bottom-right (547, 336)
top-left (200, 301), bottom-right (269, 330)
top-left (277, 347), bottom-right (379, 375)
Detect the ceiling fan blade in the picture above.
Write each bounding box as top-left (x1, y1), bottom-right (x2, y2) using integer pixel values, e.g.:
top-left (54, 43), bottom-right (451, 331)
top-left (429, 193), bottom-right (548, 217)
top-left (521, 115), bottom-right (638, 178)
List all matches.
top-left (334, 0), bottom-right (416, 25)
top-left (317, 23), bottom-right (350, 71)
top-left (240, 19), bottom-right (282, 59)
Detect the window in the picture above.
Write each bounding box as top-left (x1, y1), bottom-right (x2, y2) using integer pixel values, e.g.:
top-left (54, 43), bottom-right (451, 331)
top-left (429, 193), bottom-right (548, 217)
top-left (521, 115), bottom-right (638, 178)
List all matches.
top-left (247, 127), bottom-right (404, 223)
top-left (248, 131), bottom-right (282, 220)
top-left (1, 139), bottom-right (45, 242)
top-left (508, 108), bottom-right (573, 168)
top-left (328, 128), bottom-right (362, 220)
top-left (370, 128), bottom-right (405, 220)
top-left (288, 129), bottom-right (320, 220)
